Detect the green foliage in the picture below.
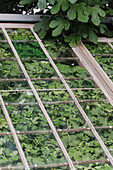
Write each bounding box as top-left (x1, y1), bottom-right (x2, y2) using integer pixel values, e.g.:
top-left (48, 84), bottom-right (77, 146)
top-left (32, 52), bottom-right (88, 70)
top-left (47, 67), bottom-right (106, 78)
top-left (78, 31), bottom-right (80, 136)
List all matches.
top-left (20, 0), bottom-right (113, 47)
top-left (0, 29), bottom-right (113, 169)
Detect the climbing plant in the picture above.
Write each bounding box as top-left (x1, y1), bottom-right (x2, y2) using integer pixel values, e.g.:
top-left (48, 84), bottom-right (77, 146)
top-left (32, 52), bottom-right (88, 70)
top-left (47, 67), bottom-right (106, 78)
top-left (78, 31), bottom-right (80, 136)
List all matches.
top-left (20, 0), bottom-right (113, 46)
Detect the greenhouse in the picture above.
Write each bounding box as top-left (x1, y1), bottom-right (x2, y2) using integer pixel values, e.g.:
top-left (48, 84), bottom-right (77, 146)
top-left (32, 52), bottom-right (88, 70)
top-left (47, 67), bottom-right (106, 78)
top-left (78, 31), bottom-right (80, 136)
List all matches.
top-left (0, 10), bottom-right (113, 170)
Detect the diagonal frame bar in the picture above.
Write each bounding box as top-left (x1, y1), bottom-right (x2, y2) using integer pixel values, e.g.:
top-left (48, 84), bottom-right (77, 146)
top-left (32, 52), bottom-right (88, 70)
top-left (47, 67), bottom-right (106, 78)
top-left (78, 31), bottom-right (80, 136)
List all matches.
top-left (0, 94), bottom-right (30, 170)
top-left (30, 26), bottom-right (113, 166)
top-left (2, 27), bottom-right (75, 170)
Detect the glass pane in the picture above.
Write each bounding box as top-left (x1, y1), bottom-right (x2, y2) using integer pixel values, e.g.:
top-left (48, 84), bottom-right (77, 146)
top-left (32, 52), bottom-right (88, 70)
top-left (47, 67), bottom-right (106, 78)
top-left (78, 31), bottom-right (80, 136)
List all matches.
top-left (0, 61), bottom-right (25, 79)
top-left (45, 103), bottom-right (87, 129)
top-left (81, 102), bottom-right (113, 127)
top-left (38, 90), bottom-right (72, 102)
top-left (75, 162), bottom-right (112, 169)
top-left (43, 39), bottom-right (73, 58)
top-left (84, 42), bottom-right (113, 82)
top-left (65, 79), bottom-right (95, 88)
top-left (73, 88), bottom-right (106, 100)
top-left (1, 91), bottom-right (36, 103)
top-left (0, 81), bottom-right (30, 90)
top-left (33, 80), bottom-right (65, 90)
top-left (0, 135), bottom-right (23, 167)
top-left (99, 129), bottom-right (113, 158)
top-left (7, 28), bottom-right (35, 41)
top-left (84, 42), bottom-right (113, 55)
top-left (54, 60), bottom-right (90, 78)
top-left (0, 43), bottom-right (14, 58)
top-left (60, 131), bottom-right (107, 162)
top-left (6, 105), bottom-right (50, 131)
top-left (13, 42), bottom-right (46, 59)
top-left (37, 167), bottom-right (69, 170)
top-left (0, 107), bottom-right (10, 132)
top-left (0, 29), bottom-right (6, 40)
top-left (23, 60), bottom-right (58, 78)
top-left (18, 133), bottom-right (67, 166)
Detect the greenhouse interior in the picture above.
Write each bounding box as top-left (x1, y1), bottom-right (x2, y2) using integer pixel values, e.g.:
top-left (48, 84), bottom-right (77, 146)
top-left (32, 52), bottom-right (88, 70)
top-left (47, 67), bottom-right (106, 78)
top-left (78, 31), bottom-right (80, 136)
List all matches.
top-left (0, 6), bottom-right (113, 170)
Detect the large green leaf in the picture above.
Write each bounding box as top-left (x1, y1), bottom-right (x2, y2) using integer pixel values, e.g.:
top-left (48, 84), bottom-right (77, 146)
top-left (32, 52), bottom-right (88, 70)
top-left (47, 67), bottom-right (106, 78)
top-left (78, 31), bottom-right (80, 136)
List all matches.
top-left (62, 0), bottom-right (69, 11)
top-left (50, 17), bottom-right (70, 36)
top-left (20, 0), bottom-right (37, 5)
top-left (76, 3), bottom-right (89, 23)
top-left (64, 20), bottom-right (70, 30)
top-left (34, 17), bottom-right (50, 38)
top-left (96, 5), bottom-right (105, 17)
top-left (91, 7), bottom-right (100, 25)
top-left (51, 0), bottom-right (63, 14)
top-left (91, 5), bottom-right (105, 26)
top-left (68, 0), bottom-right (77, 4)
top-left (37, 0), bottom-right (47, 10)
top-left (52, 23), bottom-right (64, 36)
top-left (67, 5), bottom-right (76, 20)
top-left (50, 18), bottom-right (64, 36)
top-left (89, 29), bottom-right (98, 43)
top-left (48, 0), bottom-right (55, 5)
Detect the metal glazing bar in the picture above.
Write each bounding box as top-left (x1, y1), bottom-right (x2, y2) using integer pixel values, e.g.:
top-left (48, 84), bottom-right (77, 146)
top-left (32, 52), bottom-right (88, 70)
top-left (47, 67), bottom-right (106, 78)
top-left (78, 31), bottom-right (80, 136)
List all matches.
top-left (0, 40), bottom-right (7, 42)
top-left (0, 95), bottom-right (30, 170)
top-left (108, 73), bottom-right (113, 76)
top-left (0, 159), bottom-right (109, 169)
top-left (0, 88), bottom-right (99, 92)
top-left (0, 57), bottom-right (78, 61)
top-left (107, 40), bottom-right (113, 49)
top-left (2, 27), bottom-right (75, 170)
top-left (82, 37), bottom-right (113, 43)
top-left (0, 126), bottom-right (113, 136)
top-left (4, 99), bottom-right (108, 106)
top-left (93, 54), bottom-right (113, 57)
top-left (30, 27), bottom-right (113, 166)
top-left (0, 23), bottom-right (34, 28)
top-left (77, 42), bottom-right (113, 102)
top-left (0, 77), bottom-right (93, 82)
